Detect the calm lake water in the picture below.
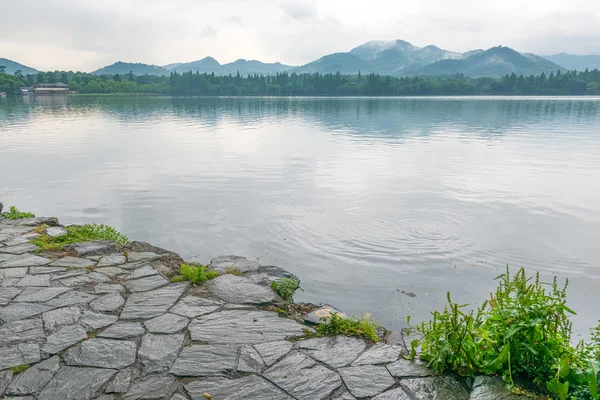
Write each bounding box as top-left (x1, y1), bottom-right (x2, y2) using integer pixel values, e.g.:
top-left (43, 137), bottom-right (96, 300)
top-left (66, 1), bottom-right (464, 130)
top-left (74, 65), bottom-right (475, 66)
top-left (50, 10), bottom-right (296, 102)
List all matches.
top-left (1, 95), bottom-right (600, 334)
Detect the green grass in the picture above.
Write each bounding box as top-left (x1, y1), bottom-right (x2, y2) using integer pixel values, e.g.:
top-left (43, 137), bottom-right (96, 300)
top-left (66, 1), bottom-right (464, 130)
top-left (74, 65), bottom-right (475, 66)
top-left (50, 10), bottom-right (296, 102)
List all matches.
top-left (170, 264), bottom-right (219, 285)
top-left (271, 277), bottom-right (303, 302)
top-left (316, 312), bottom-right (380, 343)
top-left (224, 266), bottom-right (243, 276)
top-left (10, 364), bottom-right (30, 374)
top-left (407, 267), bottom-right (600, 399)
top-left (30, 223), bottom-right (129, 252)
top-left (3, 206), bottom-right (35, 219)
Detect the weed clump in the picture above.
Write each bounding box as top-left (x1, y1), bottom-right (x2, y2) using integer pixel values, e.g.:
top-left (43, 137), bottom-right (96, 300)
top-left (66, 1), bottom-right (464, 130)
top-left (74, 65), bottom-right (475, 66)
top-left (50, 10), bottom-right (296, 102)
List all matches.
top-left (271, 277), bottom-right (303, 302)
top-left (10, 365), bottom-right (30, 374)
top-left (170, 264), bottom-right (219, 285)
top-left (224, 266), bottom-right (243, 276)
top-left (30, 223), bottom-right (129, 252)
top-left (407, 267), bottom-right (600, 399)
top-left (316, 312), bottom-right (380, 343)
top-left (3, 206), bottom-right (35, 219)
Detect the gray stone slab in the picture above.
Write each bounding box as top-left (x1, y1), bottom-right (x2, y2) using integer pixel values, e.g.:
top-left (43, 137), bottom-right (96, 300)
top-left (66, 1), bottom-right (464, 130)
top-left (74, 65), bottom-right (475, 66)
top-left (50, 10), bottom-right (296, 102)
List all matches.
top-left (170, 395), bottom-right (188, 400)
top-left (80, 311), bottom-right (119, 330)
top-left (0, 343), bottom-right (40, 370)
top-left (6, 356), bottom-right (60, 396)
top-left (253, 340), bottom-right (293, 366)
top-left (0, 253), bottom-right (17, 263)
top-left (123, 274), bottom-right (169, 292)
top-left (126, 252), bottom-right (161, 263)
top-left (294, 336), bottom-right (366, 368)
top-left (46, 227), bottom-right (67, 237)
top-left (0, 370), bottom-right (13, 395)
top-left (65, 240), bottom-right (120, 256)
top-left (29, 266), bottom-right (67, 275)
top-left (59, 271), bottom-right (110, 286)
top-left (15, 274), bottom-right (51, 287)
top-left (386, 358), bottom-right (432, 378)
top-left (98, 321), bottom-right (146, 339)
top-left (470, 376), bottom-right (525, 399)
top-left (49, 269), bottom-right (87, 281)
top-left (237, 345), bottom-right (264, 373)
top-left (65, 338), bottom-right (137, 369)
top-left (139, 333), bottom-right (185, 373)
top-left (87, 255), bottom-right (103, 261)
top-left (42, 325), bottom-right (88, 354)
top-left (170, 345), bottom-right (239, 376)
top-left (38, 366), bottom-right (116, 400)
top-left (169, 296), bottom-right (221, 318)
top-left (0, 254), bottom-right (50, 269)
top-left (42, 306), bottom-right (82, 330)
top-left (263, 351), bottom-right (342, 400)
top-left (96, 396), bottom-right (117, 400)
top-left (372, 388), bottom-right (412, 400)
top-left (339, 365), bottom-right (395, 398)
top-left (188, 309), bottom-right (305, 344)
top-left (120, 282), bottom-right (189, 319)
top-left (50, 256), bottom-right (95, 268)
top-left (13, 287), bottom-right (71, 302)
top-left (0, 303), bottom-right (54, 322)
top-left (209, 255), bottom-right (260, 274)
top-left (203, 274), bottom-right (282, 304)
top-left (0, 287), bottom-right (21, 305)
top-left (90, 293), bottom-right (125, 312)
top-left (0, 267), bottom-right (27, 278)
top-left (97, 254), bottom-right (127, 267)
top-left (352, 343), bottom-right (405, 366)
top-left (106, 368), bottom-right (132, 394)
top-left (332, 389), bottom-right (358, 400)
top-left (0, 277), bottom-right (20, 286)
top-left (96, 266), bottom-right (128, 277)
top-left (400, 377), bottom-right (470, 400)
top-left (124, 265), bottom-right (158, 280)
top-left (0, 243), bottom-right (38, 255)
top-left (123, 375), bottom-right (176, 400)
top-left (185, 376), bottom-right (293, 400)
top-left (0, 319), bottom-right (45, 345)
top-left (144, 313), bottom-right (190, 333)
top-left (2, 234), bottom-right (39, 247)
top-left (46, 291), bottom-right (97, 307)
top-left (95, 283), bottom-right (126, 294)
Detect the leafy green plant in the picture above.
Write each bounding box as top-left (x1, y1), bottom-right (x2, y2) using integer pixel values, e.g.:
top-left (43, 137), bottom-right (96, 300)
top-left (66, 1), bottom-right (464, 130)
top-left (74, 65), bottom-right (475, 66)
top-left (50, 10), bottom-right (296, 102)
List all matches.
top-left (31, 223), bottom-right (129, 252)
top-left (316, 312), bottom-right (380, 343)
top-left (170, 264), bottom-right (219, 285)
top-left (3, 206), bottom-right (35, 219)
top-left (9, 364), bottom-right (30, 374)
top-left (271, 277), bottom-right (303, 302)
top-left (407, 267), bottom-right (600, 399)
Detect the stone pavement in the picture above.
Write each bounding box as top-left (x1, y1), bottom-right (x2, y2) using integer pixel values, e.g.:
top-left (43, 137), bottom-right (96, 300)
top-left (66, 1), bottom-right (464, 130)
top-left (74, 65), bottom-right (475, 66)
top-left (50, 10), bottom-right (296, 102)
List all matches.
top-left (0, 213), bottom-right (520, 399)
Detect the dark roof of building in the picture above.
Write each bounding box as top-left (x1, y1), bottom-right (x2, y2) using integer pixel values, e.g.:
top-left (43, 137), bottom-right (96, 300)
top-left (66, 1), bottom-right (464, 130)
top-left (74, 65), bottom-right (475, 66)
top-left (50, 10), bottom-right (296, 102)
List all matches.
top-left (34, 83), bottom-right (69, 88)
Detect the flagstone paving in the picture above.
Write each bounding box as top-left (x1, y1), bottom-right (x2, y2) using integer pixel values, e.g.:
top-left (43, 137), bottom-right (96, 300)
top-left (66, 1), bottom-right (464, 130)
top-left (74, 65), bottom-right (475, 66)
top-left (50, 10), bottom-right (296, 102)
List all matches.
top-left (0, 213), bottom-right (521, 399)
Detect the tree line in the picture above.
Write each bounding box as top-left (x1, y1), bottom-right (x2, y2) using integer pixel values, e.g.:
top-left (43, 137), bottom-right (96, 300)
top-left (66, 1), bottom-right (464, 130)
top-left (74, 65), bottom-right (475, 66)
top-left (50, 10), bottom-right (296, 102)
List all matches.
top-left (1, 66), bottom-right (600, 96)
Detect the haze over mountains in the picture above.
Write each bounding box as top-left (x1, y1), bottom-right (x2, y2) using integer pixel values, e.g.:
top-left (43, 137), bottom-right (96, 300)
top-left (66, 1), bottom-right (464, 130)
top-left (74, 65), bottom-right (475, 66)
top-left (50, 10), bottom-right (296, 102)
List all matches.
top-left (3, 40), bottom-right (600, 79)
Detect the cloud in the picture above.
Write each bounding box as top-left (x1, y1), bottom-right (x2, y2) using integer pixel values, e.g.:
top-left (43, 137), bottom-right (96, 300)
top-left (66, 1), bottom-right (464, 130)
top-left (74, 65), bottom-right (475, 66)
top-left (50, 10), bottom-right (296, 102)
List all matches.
top-left (223, 16), bottom-right (243, 26)
top-left (199, 25), bottom-right (218, 37)
top-left (280, 0), bottom-right (318, 21)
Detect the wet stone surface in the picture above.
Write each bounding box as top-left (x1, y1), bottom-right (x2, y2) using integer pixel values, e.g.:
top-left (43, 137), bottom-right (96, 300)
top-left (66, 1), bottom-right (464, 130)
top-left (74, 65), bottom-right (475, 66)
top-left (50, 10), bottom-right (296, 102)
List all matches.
top-left (0, 215), bottom-right (515, 400)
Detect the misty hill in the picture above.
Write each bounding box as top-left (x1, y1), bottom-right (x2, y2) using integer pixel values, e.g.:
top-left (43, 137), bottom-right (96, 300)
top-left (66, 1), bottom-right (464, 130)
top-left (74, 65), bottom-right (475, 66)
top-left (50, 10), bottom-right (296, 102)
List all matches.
top-left (292, 53), bottom-right (373, 74)
top-left (543, 53), bottom-right (600, 72)
top-left (171, 57), bottom-right (294, 76)
top-left (0, 58), bottom-right (40, 75)
top-left (92, 62), bottom-right (170, 76)
top-left (402, 46), bottom-right (563, 78)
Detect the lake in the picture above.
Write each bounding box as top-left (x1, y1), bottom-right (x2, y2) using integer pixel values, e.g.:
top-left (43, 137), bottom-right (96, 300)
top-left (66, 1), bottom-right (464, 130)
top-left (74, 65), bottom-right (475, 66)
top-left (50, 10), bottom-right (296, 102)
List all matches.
top-left (1, 95), bottom-right (599, 335)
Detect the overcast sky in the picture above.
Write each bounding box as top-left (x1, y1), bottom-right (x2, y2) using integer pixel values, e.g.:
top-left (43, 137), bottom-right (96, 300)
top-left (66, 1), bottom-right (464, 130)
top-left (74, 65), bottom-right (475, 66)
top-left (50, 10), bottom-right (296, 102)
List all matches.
top-left (2, 0), bottom-right (599, 72)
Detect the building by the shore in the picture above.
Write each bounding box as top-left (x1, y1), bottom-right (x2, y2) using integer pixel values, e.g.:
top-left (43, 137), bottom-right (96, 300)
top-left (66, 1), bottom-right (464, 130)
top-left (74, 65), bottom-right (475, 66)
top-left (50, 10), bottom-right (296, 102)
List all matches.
top-left (33, 82), bottom-right (70, 94)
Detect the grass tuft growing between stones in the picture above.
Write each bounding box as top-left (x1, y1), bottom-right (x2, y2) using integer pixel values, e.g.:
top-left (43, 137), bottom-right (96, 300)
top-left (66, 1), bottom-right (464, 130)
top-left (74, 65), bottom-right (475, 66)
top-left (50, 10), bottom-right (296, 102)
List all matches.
top-left (9, 364), bottom-right (30, 374)
top-left (170, 264), bottom-right (219, 285)
top-left (2, 206), bottom-right (35, 219)
top-left (406, 267), bottom-right (600, 399)
top-left (224, 266), bottom-right (243, 276)
top-left (316, 312), bottom-right (380, 343)
top-left (271, 277), bottom-right (303, 302)
top-left (30, 223), bottom-right (130, 252)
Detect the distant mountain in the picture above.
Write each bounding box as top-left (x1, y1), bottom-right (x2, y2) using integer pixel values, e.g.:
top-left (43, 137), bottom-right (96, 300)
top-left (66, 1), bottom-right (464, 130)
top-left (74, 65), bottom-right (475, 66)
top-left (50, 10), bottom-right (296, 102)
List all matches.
top-left (292, 53), bottom-right (373, 74)
top-left (162, 63), bottom-right (183, 70)
top-left (171, 57), bottom-right (221, 74)
top-left (92, 62), bottom-right (170, 76)
top-left (0, 58), bottom-right (40, 75)
top-left (542, 53), bottom-right (600, 71)
top-left (402, 46), bottom-right (563, 78)
top-left (170, 57), bottom-right (294, 76)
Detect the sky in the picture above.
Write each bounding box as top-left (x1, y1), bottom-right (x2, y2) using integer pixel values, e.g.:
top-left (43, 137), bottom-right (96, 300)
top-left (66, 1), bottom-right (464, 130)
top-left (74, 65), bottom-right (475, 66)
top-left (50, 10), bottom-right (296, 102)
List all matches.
top-left (1, 0), bottom-right (599, 72)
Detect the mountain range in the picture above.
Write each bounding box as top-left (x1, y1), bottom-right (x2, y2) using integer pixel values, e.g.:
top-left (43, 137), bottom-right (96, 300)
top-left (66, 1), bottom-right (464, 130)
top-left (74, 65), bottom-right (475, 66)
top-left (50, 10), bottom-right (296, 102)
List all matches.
top-left (2, 40), bottom-right (600, 79)
top-left (0, 58), bottom-right (40, 75)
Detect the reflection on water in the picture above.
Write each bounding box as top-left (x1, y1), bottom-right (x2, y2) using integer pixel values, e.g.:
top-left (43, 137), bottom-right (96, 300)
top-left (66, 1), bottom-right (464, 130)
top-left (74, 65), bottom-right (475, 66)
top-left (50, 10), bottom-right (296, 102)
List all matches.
top-left (1, 95), bottom-right (600, 334)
